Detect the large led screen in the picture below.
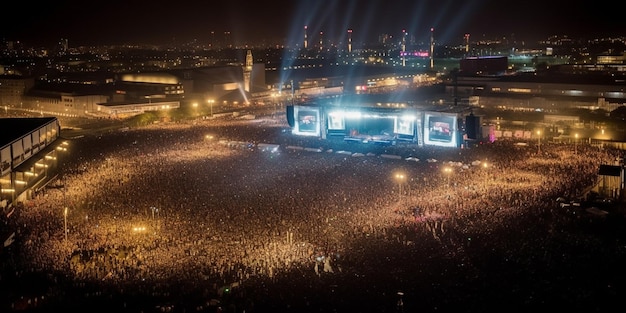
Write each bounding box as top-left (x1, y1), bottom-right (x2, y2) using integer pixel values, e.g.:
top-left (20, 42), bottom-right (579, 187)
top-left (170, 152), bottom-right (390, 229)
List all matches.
top-left (292, 106), bottom-right (321, 137)
top-left (327, 111), bottom-right (345, 130)
top-left (395, 116), bottom-right (415, 136)
top-left (423, 113), bottom-right (458, 147)
top-left (344, 113), bottom-right (395, 143)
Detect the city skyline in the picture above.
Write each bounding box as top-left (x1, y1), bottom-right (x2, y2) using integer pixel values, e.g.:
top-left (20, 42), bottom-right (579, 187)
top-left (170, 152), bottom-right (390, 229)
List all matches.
top-left (2, 0), bottom-right (625, 48)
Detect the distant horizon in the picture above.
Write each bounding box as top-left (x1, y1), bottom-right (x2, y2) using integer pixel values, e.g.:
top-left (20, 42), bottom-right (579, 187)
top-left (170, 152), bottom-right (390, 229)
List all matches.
top-left (2, 0), bottom-right (624, 49)
top-left (1, 32), bottom-right (609, 50)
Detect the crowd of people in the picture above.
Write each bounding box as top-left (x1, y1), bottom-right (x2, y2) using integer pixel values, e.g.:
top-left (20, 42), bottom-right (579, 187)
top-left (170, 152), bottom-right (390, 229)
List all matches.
top-left (1, 115), bottom-right (625, 313)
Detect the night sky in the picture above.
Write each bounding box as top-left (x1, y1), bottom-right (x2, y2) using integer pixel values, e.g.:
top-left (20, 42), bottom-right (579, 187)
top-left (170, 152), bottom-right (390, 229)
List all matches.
top-left (3, 0), bottom-right (624, 47)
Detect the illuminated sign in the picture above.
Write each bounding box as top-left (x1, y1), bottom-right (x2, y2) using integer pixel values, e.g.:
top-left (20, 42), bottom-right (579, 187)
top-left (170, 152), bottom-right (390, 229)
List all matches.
top-left (399, 51), bottom-right (429, 57)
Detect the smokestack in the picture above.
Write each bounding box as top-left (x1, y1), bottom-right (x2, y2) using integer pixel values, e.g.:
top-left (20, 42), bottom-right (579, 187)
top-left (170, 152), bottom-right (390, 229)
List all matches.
top-left (304, 25), bottom-right (308, 49)
top-left (319, 31), bottom-right (323, 51)
top-left (430, 27), bottom-right (434, 69)
top-left (348, 29), bottom-right (352, 53)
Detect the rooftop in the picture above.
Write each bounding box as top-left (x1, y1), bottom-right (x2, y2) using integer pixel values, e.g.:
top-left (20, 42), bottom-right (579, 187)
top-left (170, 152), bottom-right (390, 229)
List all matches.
top-left (0, 117), bottom-right (57, 148)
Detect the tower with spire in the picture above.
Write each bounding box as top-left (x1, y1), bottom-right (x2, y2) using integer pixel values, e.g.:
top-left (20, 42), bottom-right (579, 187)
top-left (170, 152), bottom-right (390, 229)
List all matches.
top-left (243, 50), bottom-right (253, 92)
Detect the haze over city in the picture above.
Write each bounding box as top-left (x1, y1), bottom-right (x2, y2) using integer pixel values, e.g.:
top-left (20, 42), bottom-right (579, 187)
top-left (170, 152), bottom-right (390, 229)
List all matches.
top-left (3, 0), bottom-right (625, 47)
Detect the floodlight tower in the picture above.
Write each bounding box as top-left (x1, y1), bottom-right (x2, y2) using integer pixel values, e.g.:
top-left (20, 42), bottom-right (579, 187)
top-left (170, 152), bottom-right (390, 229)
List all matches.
top-left (319, 31), bottom-right (323, 51)
top-left (304, 25), bottom-right (308, 49)
top-left (430, 27), bottom-right (434, 69)
top-left (348, 29), bottom-right (353, 53)
top-left (224, 31), bottom-right (232, 48)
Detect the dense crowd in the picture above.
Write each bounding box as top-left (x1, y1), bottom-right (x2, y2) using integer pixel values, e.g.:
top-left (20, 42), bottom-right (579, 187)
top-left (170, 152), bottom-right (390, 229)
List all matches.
top-left (1, 116), bottom-right (626, 313)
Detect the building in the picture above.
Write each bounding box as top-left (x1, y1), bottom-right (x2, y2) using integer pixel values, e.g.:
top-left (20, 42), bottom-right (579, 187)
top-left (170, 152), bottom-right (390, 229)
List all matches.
top-left (459, 56), bottom-right (508, 75)
top-left (243, 50), bottom-right (253, 92)
top-left (595, 164), bottom-right (624, 199)
top-left (447, 60), bottom-right (626, 112)
top-left (1, 117), bottom-right (63, 210)
top-left (0, 75), bottom-right (35, 107)
top-left (1, 61), bottom-right (267, 118)
top-left (23, 83), bottom-right (111, 117)
top-left (121, 64), bottom-right (265, 106)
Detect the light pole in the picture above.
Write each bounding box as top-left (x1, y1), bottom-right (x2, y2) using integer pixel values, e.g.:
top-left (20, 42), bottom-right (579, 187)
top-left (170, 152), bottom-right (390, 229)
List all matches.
top-left (443, 167), bottom-right (452, 189)
top-left (394, 172), bottom-right (406, 204)
top-left (271, 93), bottom-right (278, 117)
top-left (64, 206), bottom-right (68, 242)
top-left (537, 130), bottom-right (541, 154)
top-left (207, 99), bottom-right (214, 117)
top-left (575, 133), bottom-right (579, 154)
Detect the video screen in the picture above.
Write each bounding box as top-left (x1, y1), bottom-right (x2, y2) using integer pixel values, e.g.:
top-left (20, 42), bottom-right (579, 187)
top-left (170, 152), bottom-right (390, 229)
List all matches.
top-left (344, 115), bottom-right (395, 143)
top-left (327, 112), bottom-right (345, 130)
top-left (424, 113), bottom-right (458, 147)
top-left (395, 117), bottom-right (415, 136)
top-left (292, 106), bottom-right (321, 136)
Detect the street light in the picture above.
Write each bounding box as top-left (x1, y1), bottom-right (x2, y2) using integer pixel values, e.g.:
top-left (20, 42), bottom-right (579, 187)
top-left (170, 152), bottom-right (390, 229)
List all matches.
top-left (207, 99), bottom-right (214, 117)
top-left (536, 130), bottom-right (541, 154)
top-left (64, 206), bottom-right (68, 241)
top-left (394, 172), bottom-right (406, 203)
top-left (443, 166), bottom-right (452, 188)
top-left (271, 93), bottom-right (279, 118)
top-left (1, 187), bottom-right (15, 207)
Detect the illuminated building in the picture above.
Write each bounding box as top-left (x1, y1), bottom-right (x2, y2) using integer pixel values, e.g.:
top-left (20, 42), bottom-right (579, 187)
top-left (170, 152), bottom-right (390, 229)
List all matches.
top-left (0, 117), bottom-right (62, 207)
top-left (448, 60), bottom-right (626, 112)
top-left (0, 75), bottom-right (34, 107)
top-left (459, 56), bottom-right (508, 75)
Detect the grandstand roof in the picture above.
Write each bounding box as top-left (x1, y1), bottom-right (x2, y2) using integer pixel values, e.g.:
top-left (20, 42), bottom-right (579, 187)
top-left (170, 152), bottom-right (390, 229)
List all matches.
top-left (0, 117), bottom-right (57, 148)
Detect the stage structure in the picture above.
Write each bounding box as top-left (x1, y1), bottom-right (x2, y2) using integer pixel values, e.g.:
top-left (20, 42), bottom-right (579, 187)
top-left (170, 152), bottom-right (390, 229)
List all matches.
top-left (286, 102), bottom-right (470, 148)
